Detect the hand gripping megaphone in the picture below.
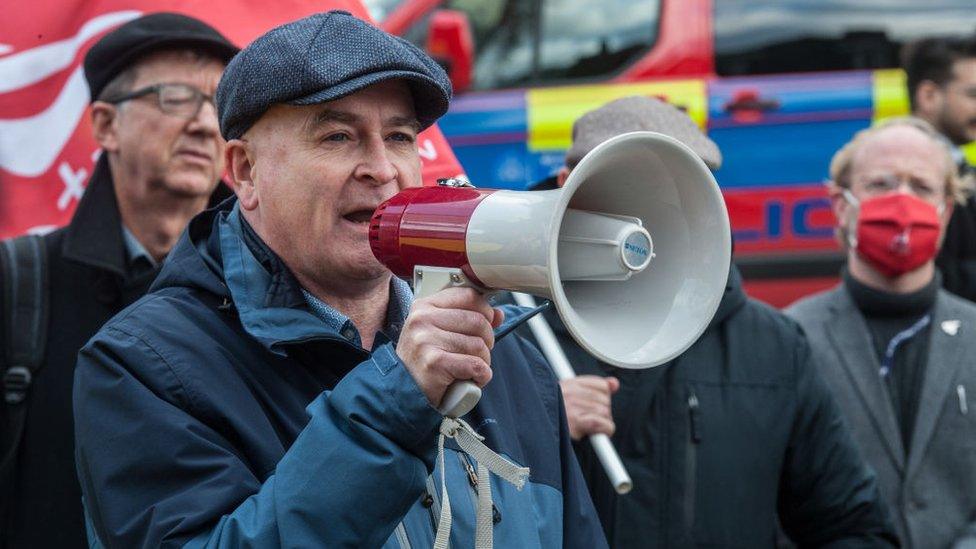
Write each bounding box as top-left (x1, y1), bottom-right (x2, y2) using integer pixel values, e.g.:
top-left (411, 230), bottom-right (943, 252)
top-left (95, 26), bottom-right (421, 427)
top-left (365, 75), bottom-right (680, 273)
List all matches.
top-left (369, 130), bottom-right (730, 420)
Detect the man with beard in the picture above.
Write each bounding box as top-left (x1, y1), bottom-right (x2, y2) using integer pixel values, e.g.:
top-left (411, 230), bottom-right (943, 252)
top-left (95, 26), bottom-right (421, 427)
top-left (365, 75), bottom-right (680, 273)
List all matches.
top-left (904, 36), bottom-right (976, 301)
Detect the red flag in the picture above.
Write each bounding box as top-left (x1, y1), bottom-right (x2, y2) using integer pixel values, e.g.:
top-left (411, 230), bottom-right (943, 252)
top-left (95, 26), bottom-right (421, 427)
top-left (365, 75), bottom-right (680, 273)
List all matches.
top-left (0, 0), bottom-right (464, 238)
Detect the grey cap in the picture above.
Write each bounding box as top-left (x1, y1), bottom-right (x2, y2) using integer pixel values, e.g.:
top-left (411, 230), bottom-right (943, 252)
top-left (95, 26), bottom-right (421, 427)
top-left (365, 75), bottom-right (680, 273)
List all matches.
top-left (566, 96), bottom-right (722, 170)
top-left (216, 10), bottom-right (452, 140)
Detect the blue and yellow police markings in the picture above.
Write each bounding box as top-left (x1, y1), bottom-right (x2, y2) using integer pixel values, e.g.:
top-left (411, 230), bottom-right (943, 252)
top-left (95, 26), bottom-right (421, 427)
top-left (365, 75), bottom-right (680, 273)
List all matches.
top-left (438, 81), bottom-right (707, 190)
top-left (525, 80), bottom-right (708, 151)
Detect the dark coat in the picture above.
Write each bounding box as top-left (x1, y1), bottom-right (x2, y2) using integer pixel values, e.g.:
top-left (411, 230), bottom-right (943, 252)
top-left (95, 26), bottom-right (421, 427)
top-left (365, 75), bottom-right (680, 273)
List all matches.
top-left (937, 194), bottom-right (976, 302)
top-left (524, 266), bottom-right (899, 548)
top-left (0, 156), bottom-right (229, 549)
top-left (72, 201), bottom-right (606, 548)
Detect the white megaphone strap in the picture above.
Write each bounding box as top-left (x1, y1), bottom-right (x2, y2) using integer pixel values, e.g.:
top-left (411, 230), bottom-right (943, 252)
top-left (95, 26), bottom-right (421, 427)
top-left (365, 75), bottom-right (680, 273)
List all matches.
top-left (432, 417), bottom-right (530, 549)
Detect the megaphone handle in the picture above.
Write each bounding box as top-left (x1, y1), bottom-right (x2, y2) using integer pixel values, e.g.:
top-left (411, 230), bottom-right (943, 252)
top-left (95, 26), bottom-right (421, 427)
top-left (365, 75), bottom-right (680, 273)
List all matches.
top-left (512, 292), bottom-right (634, 495)
top-left (414, 266), bottom-right (485, 418)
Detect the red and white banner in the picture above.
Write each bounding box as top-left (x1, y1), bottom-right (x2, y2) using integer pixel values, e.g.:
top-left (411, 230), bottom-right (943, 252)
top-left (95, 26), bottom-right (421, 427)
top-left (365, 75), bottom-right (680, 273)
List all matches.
top-left (0, 0), bottom-right (464, 239)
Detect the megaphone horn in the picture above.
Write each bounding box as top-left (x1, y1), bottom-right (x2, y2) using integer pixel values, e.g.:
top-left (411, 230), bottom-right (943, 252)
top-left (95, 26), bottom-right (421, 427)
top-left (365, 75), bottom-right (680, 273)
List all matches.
top-left (370, 131), bottom-right (731, 415)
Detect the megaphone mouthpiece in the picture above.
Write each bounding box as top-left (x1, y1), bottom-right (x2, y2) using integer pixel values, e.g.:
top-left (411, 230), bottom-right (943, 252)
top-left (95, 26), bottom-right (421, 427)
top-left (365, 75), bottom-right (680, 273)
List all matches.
top-left (369, 186), bottom-right (497, 285)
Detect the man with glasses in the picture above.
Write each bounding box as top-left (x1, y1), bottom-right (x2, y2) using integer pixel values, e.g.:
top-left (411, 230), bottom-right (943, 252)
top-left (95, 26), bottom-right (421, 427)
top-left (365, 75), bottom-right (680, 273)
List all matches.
top-left (788, 117), bottom-right (976, 549)
top-left (0, 13), bottom-right (236, 548)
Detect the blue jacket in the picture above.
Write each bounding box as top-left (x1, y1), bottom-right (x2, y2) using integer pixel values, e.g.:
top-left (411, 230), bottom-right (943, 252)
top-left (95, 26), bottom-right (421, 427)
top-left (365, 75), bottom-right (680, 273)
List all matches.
top-left (73, 200), bottom-right (606, 548)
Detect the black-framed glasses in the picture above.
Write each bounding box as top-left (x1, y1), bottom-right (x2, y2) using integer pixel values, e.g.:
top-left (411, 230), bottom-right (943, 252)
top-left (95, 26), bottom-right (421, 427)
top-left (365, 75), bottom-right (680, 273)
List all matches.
top-left (104, 83), bottom-right (214, 119)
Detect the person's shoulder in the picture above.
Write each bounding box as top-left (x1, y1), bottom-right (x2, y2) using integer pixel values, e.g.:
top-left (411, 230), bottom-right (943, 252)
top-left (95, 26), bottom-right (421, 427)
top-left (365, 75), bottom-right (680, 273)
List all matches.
top-left (737, 296), bottom-right (802, 333)
top-left (784, 286), bottom-right (843, 323)
top-left (90, 284), bottom-right (230, 359)
top-left (936, 289), bottom-right (976, 331)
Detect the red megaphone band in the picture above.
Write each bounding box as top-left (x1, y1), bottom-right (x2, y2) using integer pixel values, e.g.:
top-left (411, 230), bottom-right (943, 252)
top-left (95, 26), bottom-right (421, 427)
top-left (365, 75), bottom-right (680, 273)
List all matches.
top-left (369, 186), bottom-right (497, 285)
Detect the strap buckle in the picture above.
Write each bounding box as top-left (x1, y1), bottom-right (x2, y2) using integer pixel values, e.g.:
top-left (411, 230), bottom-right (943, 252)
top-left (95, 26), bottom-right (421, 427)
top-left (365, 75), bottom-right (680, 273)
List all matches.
top-left (3, 366), bottom-right (32, 404)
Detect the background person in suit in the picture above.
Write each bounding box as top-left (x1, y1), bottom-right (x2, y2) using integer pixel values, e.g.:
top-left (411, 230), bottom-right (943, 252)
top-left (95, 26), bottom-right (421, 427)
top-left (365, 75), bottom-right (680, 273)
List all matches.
top-left (787, 116), bottom-right (976, 549)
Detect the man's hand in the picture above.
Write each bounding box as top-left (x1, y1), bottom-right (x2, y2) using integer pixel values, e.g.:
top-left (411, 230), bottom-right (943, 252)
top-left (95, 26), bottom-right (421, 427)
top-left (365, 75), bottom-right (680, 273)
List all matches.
top-left (396, 287), bottom-right (504, 408)
top-left (560, 376), bottom-right (620, 440)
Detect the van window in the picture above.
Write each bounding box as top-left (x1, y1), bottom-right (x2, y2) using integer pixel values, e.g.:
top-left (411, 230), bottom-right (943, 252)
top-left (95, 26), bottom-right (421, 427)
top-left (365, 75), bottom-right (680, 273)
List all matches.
top-left (714, 0), bottom-right (976, 77)
top-left (536, 0), bottom-right (661, 83)
top-left (402, 0), bottom-right (661, 90)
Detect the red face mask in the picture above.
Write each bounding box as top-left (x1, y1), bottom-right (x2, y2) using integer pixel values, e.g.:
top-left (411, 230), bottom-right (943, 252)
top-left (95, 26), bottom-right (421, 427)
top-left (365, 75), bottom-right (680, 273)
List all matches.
top-left (846, 192), bottom-right (942, 277)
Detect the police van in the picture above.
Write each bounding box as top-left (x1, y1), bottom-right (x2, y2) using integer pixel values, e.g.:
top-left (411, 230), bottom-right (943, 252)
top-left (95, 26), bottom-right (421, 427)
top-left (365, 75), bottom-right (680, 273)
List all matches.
top-left (364, 0), bottom-right (976, 305)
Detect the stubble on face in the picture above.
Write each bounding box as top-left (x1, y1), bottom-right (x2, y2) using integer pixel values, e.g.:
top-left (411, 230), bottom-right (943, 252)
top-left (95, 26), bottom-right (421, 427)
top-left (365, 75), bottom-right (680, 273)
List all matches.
top-left (936, 58), bottom-right (976, 146)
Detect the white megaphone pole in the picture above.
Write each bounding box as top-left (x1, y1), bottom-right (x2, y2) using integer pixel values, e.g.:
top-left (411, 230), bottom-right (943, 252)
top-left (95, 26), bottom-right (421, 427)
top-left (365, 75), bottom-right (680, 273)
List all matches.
top-left (512, 292), bottom-right (633, 495)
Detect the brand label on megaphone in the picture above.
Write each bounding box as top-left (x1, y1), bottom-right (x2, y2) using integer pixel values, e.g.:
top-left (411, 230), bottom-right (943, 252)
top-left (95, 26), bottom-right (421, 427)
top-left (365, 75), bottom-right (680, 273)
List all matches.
top-left (623, 232), bottom-right (653, 270)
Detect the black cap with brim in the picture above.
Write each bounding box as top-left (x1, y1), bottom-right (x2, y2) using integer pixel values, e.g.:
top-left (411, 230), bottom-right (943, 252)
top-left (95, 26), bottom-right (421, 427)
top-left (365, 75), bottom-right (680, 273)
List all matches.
top-left (84, 12), bottom-right (239, 102)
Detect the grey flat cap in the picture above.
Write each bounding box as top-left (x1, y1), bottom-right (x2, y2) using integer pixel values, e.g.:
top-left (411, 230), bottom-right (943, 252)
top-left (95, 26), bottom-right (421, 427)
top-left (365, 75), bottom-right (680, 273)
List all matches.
top-left (566, 96), bottom-right (722, 170)
top-left (216, 10), bottom-right (452, 140)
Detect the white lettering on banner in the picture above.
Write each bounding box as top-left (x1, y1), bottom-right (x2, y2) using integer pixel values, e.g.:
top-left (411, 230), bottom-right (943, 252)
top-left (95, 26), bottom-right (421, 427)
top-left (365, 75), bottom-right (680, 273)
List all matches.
top-left (0, 11), bottom-right (141, 178)
top-left (57, 161), bottom-right (86, 210)
top-left (0, 67), bottom-right (89, 177)
top-left (0, 44), bottom-right (12, 55)
top-left (419, 138), bottom-right (438, 161)
top-left (0, 11), bottom-right (141, 93)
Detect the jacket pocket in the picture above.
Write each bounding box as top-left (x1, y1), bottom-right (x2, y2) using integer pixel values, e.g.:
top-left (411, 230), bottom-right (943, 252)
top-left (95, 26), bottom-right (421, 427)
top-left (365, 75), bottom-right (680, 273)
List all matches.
top-left (685, 388), bottom-right (701, 532)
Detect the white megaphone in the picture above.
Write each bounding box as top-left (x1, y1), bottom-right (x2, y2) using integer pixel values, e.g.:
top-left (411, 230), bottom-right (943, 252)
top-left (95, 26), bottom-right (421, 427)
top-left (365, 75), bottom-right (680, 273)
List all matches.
top-left (369, 131), bottom-right (731, 418)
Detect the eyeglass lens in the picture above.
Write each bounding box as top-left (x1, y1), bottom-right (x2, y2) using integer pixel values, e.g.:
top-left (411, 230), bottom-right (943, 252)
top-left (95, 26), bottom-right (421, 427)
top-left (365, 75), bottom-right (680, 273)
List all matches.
top-left (157, 84), bottom-right (209, 118)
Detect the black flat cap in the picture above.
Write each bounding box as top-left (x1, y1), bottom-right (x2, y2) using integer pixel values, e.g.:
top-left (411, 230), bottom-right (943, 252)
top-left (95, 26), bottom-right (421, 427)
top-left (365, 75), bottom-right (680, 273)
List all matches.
top-left (216, 10), bottom-right (452, 140)
top-left (84, 12), bottom-right (238, 102)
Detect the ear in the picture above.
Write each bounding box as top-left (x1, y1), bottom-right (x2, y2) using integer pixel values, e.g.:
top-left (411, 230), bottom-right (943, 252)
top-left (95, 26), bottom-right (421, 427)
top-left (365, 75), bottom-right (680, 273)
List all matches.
top-left (941, 198), bottom-right (955, 227)
top-left (915, 80), bottom-right (944, 118)
top-left (556, 166), bottom-right (570, 188)
top-left (827, 181), bottom-right (848, 222)
top-left (91, 101), bottom-right (120, 152)
top-left (226, 139), bottom-right (259, 211)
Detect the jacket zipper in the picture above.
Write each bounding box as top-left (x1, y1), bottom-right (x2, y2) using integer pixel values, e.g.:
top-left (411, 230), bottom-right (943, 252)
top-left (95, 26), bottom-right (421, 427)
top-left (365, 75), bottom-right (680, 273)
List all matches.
top-left (458, 452), bottom-right (480, 510)
top-left (685, 390), bottom-right (701, 532)
top-left (457, 452), bottom-right (502, 526)
top-left (425, 475), bottom-right (442, 532)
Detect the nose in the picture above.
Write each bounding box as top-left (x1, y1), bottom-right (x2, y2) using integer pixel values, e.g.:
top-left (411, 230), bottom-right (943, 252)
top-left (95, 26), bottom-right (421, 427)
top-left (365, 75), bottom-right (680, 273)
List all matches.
top-left (354, 138), bottom-right (398, 185)
top-left (185, 100), bottom-right (220, 137)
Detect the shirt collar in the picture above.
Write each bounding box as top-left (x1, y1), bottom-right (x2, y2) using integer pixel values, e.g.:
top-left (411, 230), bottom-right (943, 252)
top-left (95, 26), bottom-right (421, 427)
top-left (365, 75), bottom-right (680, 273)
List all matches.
top-left (301, 276), bottom-right (413, 348)
top-left (121, 225), bottom-right (158, 269)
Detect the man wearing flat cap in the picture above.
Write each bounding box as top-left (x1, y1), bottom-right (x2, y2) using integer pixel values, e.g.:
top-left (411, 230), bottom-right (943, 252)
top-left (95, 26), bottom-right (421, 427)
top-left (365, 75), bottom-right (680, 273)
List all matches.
top-left (525, 96), bottom-right (898, 547)
top-left (73, 11), bottom-right (605, 548)
top-left (0, 13), bottom-right (236, 549)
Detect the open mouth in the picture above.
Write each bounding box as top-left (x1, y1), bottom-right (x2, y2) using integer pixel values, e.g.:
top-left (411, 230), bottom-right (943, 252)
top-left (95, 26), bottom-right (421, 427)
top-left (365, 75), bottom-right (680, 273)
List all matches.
top-left (343, 209), bottom-right (374, 224)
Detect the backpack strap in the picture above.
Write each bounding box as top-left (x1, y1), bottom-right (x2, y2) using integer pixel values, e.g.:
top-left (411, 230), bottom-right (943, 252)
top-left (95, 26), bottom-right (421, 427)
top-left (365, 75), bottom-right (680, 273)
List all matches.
top-left (0, 234), bottom-right (50, 522)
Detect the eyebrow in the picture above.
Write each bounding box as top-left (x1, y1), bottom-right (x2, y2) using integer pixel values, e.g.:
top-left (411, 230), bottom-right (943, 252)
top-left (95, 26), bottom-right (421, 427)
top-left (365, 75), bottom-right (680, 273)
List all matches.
top-left (305, 108), bottom-right (422, 136)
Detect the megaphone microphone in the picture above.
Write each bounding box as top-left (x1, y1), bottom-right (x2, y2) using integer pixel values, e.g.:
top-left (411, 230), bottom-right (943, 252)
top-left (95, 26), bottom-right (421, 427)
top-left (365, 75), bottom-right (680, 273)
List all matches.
top-left (369, 129), bottom-right (731, 428)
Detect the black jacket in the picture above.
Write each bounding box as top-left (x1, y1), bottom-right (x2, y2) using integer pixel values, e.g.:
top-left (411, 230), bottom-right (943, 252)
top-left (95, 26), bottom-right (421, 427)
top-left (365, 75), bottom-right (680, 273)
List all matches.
top-left (935, 158), bottom-right (976, 302)
top-left (523, 266), bottom-right (899, 548)
top-left (0, 157), bottom-right (229, 549)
